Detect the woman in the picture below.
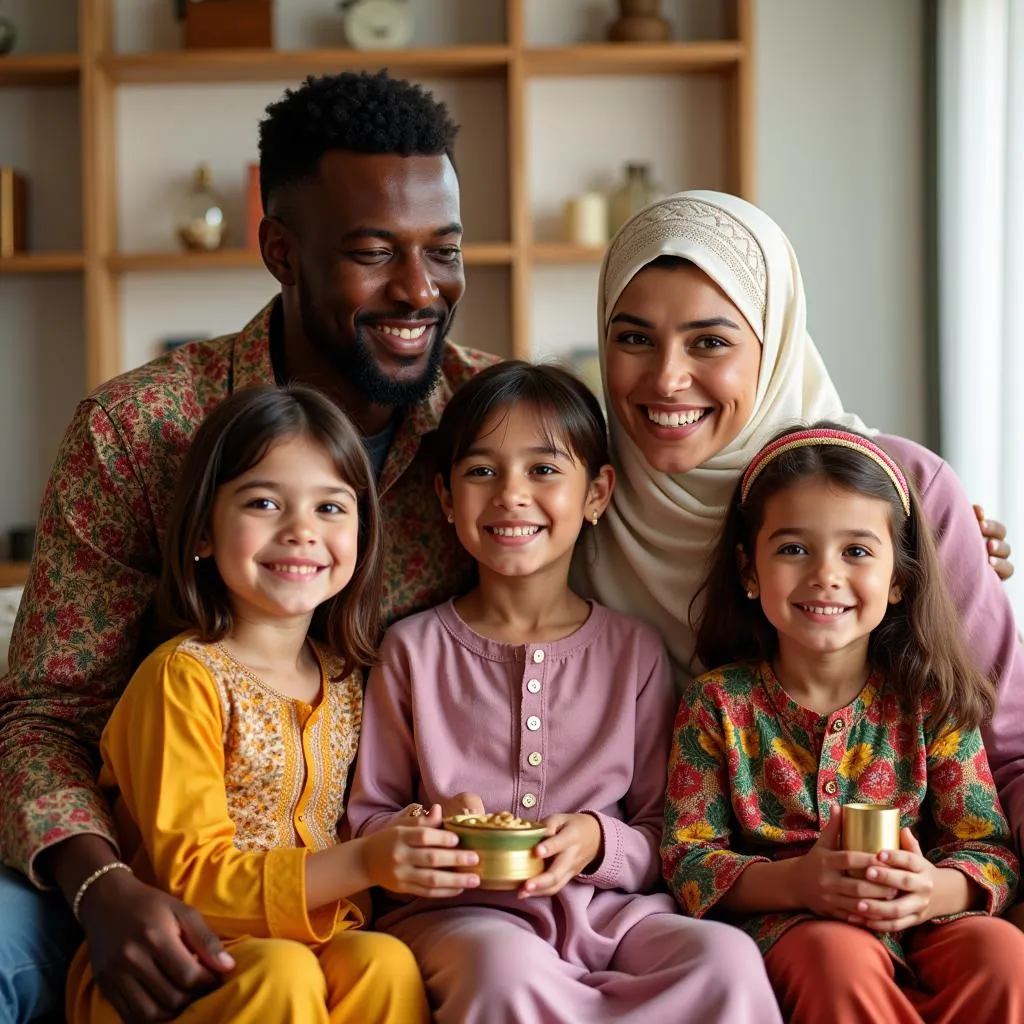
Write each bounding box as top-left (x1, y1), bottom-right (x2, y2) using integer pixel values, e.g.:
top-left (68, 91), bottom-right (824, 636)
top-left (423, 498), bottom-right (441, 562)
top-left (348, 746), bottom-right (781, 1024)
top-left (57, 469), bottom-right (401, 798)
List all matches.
top-left (579, 190), bottom-right (1024, 854)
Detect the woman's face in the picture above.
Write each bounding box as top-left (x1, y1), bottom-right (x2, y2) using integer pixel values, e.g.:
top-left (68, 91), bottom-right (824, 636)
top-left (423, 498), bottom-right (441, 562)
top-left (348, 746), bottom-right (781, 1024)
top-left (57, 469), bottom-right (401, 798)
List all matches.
top-left (605, 262), bottom-right (762, 474)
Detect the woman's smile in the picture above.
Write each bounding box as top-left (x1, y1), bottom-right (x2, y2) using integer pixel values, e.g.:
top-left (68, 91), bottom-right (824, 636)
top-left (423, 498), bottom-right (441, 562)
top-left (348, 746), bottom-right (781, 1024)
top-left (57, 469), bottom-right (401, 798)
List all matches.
top-left (605, 263), bottom-right (761, 475)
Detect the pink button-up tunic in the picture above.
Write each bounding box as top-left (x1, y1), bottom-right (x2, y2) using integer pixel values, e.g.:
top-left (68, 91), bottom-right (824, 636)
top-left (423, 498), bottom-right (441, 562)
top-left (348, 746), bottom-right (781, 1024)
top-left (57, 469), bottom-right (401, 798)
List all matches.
top-left (347, 600), bottom-right (780, 1024)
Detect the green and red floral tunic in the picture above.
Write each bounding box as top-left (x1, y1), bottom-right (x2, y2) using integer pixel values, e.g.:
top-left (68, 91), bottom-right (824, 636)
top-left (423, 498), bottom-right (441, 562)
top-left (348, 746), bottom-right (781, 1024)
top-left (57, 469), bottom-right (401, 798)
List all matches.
top-left (661, 660), bottom-right (1019, 966)
top-left (0, 299), bottom-right (498, 883)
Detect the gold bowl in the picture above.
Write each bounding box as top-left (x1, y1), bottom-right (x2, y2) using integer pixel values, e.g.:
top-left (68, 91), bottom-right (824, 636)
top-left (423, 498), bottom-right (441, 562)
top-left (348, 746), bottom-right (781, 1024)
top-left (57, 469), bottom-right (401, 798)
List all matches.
top-left (443, 813), bottom-right (548, 891)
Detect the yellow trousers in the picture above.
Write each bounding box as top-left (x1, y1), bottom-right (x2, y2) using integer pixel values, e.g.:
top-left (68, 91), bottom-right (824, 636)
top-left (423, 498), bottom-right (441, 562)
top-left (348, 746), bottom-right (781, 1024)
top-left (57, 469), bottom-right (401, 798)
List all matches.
top-left (67, 930), bottom-right (430, 1024)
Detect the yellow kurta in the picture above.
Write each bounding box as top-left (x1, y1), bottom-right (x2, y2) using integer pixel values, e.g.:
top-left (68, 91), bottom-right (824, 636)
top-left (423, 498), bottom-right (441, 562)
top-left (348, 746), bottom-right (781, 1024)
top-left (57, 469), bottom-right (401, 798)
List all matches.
top-left (67, 634), bottom-right (427, 1024)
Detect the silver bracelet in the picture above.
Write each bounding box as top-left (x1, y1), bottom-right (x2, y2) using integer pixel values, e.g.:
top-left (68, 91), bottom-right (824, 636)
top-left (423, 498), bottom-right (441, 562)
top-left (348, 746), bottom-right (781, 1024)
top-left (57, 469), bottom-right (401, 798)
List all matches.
top-left (72, 861), bottom-right (133, 921)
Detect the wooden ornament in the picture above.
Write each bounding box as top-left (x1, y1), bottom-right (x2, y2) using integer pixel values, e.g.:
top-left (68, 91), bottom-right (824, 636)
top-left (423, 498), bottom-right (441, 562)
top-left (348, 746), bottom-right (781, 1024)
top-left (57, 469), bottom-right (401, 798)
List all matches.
top-left (184, 0), bottom-right (272, 50)
top-left (607, 0), bottom-right (671, 43)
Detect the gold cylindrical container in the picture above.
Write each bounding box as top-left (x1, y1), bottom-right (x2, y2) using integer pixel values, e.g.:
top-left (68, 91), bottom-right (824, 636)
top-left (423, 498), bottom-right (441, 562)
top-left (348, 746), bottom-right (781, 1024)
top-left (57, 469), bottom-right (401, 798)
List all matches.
top-left (841, 803), bottom-right (901, 878)
top-left (444, 816), bottom-right (547, 891)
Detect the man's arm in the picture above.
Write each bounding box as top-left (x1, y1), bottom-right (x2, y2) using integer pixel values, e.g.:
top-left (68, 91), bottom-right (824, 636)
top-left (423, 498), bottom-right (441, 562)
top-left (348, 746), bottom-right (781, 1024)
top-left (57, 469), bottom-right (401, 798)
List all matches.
top-left (0, 397), bottom-right (159, 885)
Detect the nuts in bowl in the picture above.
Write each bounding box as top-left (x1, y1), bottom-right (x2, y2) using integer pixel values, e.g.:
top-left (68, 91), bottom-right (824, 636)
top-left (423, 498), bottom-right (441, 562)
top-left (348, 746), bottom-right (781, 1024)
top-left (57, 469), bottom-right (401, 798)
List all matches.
top-left (443, 810), bottom-right (548, 890)
top-left (447, 811), bottom-right (539, 830)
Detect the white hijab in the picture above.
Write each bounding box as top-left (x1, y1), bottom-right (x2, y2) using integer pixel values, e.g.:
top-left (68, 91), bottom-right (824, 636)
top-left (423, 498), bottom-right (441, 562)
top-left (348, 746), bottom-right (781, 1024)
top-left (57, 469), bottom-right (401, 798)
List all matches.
top-left (581, 190), bottom-right (870, 680)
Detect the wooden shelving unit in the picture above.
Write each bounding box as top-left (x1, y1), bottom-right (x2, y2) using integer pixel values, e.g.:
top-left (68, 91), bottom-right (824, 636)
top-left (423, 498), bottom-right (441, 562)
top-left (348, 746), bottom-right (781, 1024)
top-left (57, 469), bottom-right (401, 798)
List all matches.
top-left (0, 53), bottom-right (80, 87)
top-left (3, 0), bottom-right (755, 389)
top-left (0, 252), bottom-right (86, 274)
top-left (102, 44), bottom-right (513, 83)
top-left (106, 242), bottom-right (514, 275)
top-left (524, 40), bottom-right (744, 76)
top-left (0, 562), bottom-right (30, 588)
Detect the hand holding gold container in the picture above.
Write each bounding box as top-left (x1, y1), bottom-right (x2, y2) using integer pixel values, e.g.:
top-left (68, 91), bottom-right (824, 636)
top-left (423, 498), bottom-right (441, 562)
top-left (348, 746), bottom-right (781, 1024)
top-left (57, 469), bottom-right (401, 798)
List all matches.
top-left (443, 812), bottom-right (548, 891)
top-left (841, 803), bottom-right (901, 878)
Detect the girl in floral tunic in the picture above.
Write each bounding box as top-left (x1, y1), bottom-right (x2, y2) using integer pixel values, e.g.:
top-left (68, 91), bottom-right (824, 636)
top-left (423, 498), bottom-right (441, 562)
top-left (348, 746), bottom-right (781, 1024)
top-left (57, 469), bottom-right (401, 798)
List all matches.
top-left (662, 420), bottom-right (1024, 1024)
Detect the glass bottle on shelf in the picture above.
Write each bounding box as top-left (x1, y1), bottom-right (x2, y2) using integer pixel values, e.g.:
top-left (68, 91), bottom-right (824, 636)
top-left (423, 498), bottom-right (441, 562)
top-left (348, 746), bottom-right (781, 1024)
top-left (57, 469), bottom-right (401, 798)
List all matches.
top-left (177, 163), bottom-right (228, 252)
top-left (0, 0), bottom-right (16, 56)
top-left (609, 162), bottom-right (661, 235)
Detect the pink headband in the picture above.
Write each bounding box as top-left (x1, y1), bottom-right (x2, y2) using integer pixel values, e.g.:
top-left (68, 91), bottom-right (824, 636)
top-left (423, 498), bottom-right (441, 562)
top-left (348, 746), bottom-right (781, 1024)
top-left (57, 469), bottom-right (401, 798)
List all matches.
top-left (740, 428), bottom-right (911, 517)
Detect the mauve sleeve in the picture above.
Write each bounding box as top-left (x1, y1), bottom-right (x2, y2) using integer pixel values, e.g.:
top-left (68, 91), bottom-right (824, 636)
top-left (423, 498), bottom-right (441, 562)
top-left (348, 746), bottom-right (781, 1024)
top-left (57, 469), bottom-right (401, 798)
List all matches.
top-left (881, 436), bottom-right (1024, 854)
top-left (346, 629), bottom-right (420, 839)
top-left (581, 635), bottom-right (675, 892)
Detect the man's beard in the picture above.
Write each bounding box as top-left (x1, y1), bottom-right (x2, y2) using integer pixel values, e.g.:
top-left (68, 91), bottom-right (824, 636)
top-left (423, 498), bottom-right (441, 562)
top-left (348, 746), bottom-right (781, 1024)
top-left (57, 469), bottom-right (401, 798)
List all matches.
top-left (299, 282), bottom-right (455, 409)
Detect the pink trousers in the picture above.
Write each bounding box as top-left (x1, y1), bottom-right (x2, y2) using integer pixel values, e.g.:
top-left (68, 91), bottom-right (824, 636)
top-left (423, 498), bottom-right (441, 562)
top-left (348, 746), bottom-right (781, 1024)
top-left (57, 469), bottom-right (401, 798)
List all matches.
top-left (388, 906), bottom-right (781, 1024)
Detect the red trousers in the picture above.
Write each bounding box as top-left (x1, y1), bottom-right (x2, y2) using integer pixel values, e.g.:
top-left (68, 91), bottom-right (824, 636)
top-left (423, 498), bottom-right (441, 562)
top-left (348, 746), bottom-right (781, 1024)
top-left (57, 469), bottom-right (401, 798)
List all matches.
top-left (764, 916), bottom-right (1024, 1023)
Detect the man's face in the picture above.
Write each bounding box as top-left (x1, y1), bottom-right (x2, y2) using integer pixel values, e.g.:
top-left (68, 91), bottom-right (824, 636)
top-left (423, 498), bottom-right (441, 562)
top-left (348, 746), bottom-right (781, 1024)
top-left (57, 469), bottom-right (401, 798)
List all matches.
top-left (285, 151), bottom-right (465, 408)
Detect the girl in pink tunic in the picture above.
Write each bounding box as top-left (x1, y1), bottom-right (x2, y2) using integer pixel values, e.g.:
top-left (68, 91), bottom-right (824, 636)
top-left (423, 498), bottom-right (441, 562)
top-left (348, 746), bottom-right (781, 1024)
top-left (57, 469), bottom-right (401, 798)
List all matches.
top-left (347, 361), bottom-right (781, 1024)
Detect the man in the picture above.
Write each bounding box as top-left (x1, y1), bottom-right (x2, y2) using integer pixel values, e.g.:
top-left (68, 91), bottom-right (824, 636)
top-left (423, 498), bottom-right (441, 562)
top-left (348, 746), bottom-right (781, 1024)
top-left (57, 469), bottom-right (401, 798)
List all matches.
top-left (0, 70), bottom-right (496, 1023)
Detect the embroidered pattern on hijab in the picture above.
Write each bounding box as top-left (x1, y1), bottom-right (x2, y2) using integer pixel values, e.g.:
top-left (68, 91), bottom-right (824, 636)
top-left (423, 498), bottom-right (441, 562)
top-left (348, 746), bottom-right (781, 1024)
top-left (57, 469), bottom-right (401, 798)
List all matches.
top-left (604, 198), bottom-right (768, 335)
top-left (577, 190), bottom-right (871, 684)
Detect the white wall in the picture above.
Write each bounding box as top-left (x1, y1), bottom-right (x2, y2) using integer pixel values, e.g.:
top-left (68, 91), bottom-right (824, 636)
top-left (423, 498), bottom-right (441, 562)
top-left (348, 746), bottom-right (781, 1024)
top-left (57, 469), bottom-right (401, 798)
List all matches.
top-left (0, 0), bottom-right (927, 542)
top-left (0, 50), bottom-right (85, 551)
top-left (756, 0), bottom-right (926, 441)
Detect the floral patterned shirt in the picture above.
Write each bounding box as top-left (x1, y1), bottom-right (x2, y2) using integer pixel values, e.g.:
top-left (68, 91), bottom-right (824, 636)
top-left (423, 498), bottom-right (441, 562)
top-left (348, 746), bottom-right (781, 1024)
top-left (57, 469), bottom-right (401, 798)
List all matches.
top-left (661, 660), bottom-right (1019, 966)
top-left (0, 299), bottom-right (498, 883)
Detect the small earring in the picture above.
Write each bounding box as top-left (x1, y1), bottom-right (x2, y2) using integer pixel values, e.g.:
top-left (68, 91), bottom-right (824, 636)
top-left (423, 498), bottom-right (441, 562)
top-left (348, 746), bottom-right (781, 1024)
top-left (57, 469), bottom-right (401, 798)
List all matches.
top-left (194, 555), bottom-right (201, 563)
top-left (591, 512), bottom-right (599, 526)
top-left (446, 513), bottom-right (454, 524)
top-left (746, 589), bottom-right (756, 600)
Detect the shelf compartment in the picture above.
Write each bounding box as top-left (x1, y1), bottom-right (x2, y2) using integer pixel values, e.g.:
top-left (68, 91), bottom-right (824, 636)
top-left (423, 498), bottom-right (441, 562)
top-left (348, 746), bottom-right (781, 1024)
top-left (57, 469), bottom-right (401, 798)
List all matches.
top-left (108, 242), bottom-right (514, 273)
top-left (102, 46), bottom-right (512, 84)
top-left (0, 252), bottom-right (85, 274)
top-left (0, 53), bottom-right (81, 88)
top-left (524, 41), bottom-right (744, 77)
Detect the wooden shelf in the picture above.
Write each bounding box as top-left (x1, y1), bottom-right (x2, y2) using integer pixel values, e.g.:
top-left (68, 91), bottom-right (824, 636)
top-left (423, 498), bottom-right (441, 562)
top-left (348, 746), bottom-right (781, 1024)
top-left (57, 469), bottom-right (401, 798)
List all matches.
top-left (524, 41), bottom-right (744, 76)
top-left (531, 243), bottom-right (605, 264)
top-left (0, 562), bottom-right (30, 588)
top-left (108, 242), bottom-right (513, 274)
top-left (1, 0), bottom-right (754, 385)
top-left (109, 250), bottom-right (269, 273)
top-left (0, 53), bottom-right (80, 87)
top-left (0, 252), bottom-right (85, 274)
top-left (97, 41), bottom-right (744, 86)
top-left (102, 45), bottom-right (512, 84)
top-left (461, 243), bottom-right (515, 265)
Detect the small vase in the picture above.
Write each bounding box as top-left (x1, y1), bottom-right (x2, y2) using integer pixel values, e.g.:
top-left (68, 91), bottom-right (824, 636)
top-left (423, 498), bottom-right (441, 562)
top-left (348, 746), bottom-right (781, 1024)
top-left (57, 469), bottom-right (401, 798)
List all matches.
top-left (0, 13), bottom-right (16, 56)
top-left (607, 0), bottom-right (671, 43)
top-left (177, 163), bottom-right (228, 252)
top-left (609, 163), bottom-right (662, 235)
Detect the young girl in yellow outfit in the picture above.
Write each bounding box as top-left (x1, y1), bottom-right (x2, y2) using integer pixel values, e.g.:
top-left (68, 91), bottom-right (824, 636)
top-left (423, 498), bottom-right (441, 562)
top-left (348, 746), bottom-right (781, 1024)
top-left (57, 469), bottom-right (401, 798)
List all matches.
top-left (66, 385), bottom-right (481, 1024)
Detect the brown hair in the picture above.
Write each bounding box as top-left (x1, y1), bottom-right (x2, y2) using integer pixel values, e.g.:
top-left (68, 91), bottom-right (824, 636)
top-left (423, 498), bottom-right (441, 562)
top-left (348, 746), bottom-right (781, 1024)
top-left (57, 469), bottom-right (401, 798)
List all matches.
top-left (692, 420), bottom-right (995, 729)
top-left (435, 360), bottom-right (610, 487)
top-left (158, 384), bottom-right (384, 677)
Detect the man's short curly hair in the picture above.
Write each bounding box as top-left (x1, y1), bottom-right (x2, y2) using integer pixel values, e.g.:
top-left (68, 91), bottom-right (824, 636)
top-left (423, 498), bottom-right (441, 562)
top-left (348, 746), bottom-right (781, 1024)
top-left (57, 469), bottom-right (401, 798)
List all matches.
top-left (257, 70), bottom-right (459, 211)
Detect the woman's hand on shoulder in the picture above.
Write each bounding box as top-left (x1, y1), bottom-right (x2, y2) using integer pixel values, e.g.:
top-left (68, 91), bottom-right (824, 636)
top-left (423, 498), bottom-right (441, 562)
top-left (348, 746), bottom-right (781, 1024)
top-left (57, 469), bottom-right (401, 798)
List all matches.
top-left (795, 812), bottom-right (898, 921)
top-left (976, 506), bottom-right (1015, 580)
top-left (519, 812), bottom-right (602, 899)
top-left (361, 804), bottom-right (480, 899)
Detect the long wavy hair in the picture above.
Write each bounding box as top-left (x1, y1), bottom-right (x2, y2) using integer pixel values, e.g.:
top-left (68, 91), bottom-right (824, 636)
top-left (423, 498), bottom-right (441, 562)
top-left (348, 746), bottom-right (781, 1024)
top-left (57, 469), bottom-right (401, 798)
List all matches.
top-left (158, 384), bottom-right (384, 678)
top-left (692, 421), bottom-right (995, 729)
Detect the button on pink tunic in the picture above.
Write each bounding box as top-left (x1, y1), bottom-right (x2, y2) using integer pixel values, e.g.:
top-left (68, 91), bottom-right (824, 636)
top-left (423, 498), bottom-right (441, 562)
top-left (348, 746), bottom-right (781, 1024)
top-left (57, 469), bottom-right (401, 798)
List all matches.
top-left (347, 600), bottom-right (781, 1024)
